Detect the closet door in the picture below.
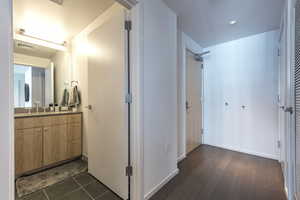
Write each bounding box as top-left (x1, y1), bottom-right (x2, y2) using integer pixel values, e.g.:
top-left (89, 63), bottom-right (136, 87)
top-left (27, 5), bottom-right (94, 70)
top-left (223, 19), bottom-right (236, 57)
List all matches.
top-left (238, 33), bottom-right (279, 157)
top-left (87, 5), bottom-right (128, 200)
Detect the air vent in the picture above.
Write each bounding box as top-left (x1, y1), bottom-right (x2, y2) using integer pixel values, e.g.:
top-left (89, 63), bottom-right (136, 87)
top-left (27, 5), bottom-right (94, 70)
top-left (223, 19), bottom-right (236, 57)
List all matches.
top-left (17, 43), bottom-right (34, 49)
top-left (50, 0), bottom-right (63, 5)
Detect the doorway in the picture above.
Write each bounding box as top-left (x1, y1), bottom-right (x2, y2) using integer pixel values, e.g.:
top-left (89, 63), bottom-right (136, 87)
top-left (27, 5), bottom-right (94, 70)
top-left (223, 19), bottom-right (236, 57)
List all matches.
top-left (185, 49), bottom-right (203, 154)
top-left (12, 1), bottom-right (134, 200)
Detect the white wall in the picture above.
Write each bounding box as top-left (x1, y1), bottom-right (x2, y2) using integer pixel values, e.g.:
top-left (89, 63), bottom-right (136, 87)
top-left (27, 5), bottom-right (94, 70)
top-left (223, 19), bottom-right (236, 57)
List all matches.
top-left (203, 30), bottom-right (279, 160)
top-left (177, 31), bottom-right (203, 161)
top-left (142, 0), bottom-right (178, 198)
top-left (52, 51), bottom-right (71, 104)
top-left (0, 0), bottom-right (14, 199)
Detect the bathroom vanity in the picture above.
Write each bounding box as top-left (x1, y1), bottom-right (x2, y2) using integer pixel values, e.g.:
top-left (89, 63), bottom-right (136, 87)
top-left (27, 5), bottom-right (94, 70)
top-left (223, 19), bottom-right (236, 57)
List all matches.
top-left (15, 112), bottom-right (82, 175)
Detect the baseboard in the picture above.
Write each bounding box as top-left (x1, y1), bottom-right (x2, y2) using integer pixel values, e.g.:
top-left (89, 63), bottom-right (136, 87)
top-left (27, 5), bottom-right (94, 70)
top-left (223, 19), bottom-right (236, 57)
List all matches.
top-left (144, 168), bottom-right (179, 200)
top-left (177, 154), bottom-right (186, 163)
top-left (205, 144), bottom-right (278, 160)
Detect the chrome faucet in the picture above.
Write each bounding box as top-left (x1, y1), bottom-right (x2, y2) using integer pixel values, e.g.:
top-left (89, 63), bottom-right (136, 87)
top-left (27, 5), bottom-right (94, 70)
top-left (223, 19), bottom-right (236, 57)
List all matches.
top-left (34, 101), bottom-right (40, 113)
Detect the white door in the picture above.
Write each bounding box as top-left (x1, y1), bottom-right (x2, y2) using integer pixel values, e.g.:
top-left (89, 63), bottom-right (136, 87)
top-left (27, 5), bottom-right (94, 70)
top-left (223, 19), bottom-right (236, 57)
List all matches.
top-left (87, 6), bottom-right (128, 200)
top-left (186, 50), bottom-right (203, 154)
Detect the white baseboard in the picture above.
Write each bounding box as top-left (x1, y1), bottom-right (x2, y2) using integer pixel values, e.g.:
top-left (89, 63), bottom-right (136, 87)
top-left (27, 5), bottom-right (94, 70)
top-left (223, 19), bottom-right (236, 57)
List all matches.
top-left (144, 168), bottom-right (179, 200)
top-left (177, 154), bottom-right (186, 162)
top-left (205, 143), bottom-right (279, 160)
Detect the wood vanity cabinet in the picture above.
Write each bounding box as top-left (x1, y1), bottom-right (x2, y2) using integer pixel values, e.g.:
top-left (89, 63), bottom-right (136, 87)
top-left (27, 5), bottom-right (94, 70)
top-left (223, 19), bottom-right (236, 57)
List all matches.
top-left (15, 113), bottom-right (82, 175)
top-left (15, 128), bottom-right (43, 175)
top-left (43, 124), bottom-right (68, 166)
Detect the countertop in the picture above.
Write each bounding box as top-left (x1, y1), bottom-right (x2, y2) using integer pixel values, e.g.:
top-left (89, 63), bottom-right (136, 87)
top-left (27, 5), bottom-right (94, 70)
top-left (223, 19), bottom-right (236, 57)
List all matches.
top-left (15, 111), bottom-right (82, 118)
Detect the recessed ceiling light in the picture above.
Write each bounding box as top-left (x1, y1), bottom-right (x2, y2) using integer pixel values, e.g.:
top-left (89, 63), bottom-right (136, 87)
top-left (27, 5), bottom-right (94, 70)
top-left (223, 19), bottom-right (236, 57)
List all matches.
top-left (229, 20), bottom-right (237, 25)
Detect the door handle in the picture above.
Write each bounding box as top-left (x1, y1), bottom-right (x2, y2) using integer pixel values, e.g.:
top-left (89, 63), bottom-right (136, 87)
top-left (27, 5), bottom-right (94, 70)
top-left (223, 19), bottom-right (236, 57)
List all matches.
top-left (85, 105), bottom-right (92, 110)
top-left (285, 107), bottom-right (293, 114)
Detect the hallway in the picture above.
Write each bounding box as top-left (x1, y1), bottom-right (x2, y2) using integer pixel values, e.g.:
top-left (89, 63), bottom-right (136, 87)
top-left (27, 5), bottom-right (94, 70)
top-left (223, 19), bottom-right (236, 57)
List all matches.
top-left (150, 145), bottom-right (286, 200)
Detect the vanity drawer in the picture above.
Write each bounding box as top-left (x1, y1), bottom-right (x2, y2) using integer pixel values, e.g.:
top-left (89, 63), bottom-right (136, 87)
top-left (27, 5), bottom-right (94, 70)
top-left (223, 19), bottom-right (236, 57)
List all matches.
top-left (51, 115), bottom-right (68, 125)
top-left (68, 114), bottom-right (81, 124)
top-left (15, 118), bottom-right (41, 130)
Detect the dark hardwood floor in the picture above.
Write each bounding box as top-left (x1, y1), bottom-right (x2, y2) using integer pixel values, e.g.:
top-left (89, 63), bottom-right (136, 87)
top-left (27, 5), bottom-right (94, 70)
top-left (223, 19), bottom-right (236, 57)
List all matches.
top-left (150, 145), bottom-right (286, 200)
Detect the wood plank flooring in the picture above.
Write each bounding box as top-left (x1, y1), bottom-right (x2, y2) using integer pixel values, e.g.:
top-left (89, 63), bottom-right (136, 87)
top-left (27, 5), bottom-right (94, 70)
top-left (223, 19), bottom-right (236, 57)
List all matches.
top-left (150, 145), bottom-right (286, 200)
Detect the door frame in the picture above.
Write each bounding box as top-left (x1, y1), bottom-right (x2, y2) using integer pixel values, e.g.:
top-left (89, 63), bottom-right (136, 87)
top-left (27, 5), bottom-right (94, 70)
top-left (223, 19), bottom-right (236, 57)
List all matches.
top-left (178, 32), bottom-right (204, 162)
top-left (0, 0), bottom-right (145, 200)
top-left (0, 0), bottom-right (14, 199)
top-left (284, 0), bottom-right (297, 199)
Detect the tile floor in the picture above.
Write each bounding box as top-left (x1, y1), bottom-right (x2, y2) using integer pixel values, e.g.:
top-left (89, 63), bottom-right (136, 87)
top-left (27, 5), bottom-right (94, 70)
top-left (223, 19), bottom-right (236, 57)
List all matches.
top-left (16, 173), bottom-right (122, 200)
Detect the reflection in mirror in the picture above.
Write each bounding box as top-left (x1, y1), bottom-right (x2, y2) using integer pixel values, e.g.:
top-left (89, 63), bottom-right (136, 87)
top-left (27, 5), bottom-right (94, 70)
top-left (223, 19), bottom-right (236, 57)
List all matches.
top-left (14, 64), bottom-right (54, 108)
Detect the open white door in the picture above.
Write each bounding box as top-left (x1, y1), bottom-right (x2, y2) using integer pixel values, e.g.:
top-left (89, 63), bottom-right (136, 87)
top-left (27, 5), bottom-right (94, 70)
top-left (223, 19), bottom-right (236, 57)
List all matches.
top-left (87, 6), bottom-right (129, 200)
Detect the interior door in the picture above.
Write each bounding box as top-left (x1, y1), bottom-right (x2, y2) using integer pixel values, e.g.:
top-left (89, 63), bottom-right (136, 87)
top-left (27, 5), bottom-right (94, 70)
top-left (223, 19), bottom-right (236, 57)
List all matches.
top-left (186, 50), bottom-right (203, 154)
top-left (87, 6), bottom-right (128, 200)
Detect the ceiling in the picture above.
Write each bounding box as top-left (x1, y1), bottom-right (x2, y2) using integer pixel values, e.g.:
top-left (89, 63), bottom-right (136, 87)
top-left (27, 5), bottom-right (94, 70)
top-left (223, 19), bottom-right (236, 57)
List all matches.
top-left (13, 0), bottom-right (115, 45)
top-left (163, 0), bottom-right (284, 47)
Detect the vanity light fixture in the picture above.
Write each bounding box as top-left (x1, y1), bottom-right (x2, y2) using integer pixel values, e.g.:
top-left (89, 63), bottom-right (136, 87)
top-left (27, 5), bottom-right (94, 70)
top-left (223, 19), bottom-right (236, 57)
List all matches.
top-left (18, 29), bottom-right (67, 46)
top-left (15, 28), bottom-right (67, 51)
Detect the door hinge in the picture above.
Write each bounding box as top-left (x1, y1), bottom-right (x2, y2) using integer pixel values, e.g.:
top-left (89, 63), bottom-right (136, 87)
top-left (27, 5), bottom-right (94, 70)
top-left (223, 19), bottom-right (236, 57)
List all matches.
top-left (125, 93), bottom-right (133, 104)
top-left (277, 140), bottom-right (281, 149)
top-left (278, 48), bottom-right (280, 56)
top-left (126, 166), bottom-right (133, 177)
top-left (201, 129), bottom-right (204, 135)
top-left (125, 21), bottom-right (132, 31)
top-left (201, 64), bottom-right (204, 69)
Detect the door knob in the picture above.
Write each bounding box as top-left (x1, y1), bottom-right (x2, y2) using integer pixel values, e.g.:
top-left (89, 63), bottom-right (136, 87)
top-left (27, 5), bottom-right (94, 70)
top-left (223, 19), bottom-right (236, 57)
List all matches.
top-left (85, 105), bottom-right (92, 110)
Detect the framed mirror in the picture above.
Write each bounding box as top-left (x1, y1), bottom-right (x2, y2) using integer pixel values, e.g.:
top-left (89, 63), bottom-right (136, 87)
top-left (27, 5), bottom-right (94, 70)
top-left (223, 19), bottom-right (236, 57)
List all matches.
top-left (13, 39), bottom-right (59, 109)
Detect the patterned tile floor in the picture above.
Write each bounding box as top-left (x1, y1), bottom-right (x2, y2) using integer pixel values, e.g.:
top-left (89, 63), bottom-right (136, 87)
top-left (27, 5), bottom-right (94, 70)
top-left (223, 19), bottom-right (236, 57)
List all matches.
top-left (16, 173), bottom-right (122, 200)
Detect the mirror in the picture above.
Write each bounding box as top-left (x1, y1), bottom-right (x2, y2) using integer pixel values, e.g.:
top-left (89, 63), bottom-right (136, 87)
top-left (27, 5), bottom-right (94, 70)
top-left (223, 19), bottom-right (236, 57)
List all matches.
top-left (14, 64), bottom-right (54, 108)
top-left (13, 39), bottom-right (70, 109)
